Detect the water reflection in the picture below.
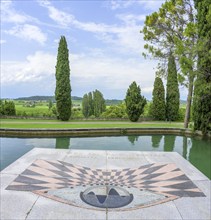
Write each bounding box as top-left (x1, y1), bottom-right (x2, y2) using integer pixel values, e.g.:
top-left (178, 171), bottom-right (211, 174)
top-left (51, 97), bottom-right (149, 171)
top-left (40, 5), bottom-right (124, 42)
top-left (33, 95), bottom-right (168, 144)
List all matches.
top-left (128, 136), bottom-right (139, 145)
top-left (151, 135), bottom-right (163, 148)
top-left (56, 138), bottom-right (70, 149)
top-left (163, 135), bottom-right (176, 152)
top-left (189, 137), bottom-right (211, 179)
top-left (0, 135), bottom-right (210, 179)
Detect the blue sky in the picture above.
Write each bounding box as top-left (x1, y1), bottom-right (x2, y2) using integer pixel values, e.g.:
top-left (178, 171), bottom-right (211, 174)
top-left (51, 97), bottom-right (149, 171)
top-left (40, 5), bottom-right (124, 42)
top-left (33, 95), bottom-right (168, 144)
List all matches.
top-left (1, 0), bottom-right (187, 100)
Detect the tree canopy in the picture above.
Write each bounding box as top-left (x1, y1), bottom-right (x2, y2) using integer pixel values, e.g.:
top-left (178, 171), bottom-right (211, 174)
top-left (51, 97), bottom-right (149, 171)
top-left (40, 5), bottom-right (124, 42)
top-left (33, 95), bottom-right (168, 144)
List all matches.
top-left (125, 81), bottom-right (146, 122)
top-left (141, 0), bottom-right (197, 128)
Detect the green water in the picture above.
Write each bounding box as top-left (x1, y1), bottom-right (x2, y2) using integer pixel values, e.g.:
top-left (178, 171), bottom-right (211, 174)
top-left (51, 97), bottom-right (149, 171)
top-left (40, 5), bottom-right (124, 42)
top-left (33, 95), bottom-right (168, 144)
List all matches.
top-left (0, 135), bottom-right (210, 179)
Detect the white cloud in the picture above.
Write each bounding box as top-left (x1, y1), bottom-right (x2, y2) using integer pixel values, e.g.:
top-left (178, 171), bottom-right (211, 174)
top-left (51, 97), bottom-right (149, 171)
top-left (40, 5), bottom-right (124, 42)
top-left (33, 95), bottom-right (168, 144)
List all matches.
top-left (70, 53), bottom-right (157, 98)
top-left (6, 24), bottom-right (47, 44)
top-left (1, 51), bottom-right (56, 84)
top-left (0, 40), bottom-right (6, 44)
top-left (137, 1), bottom-right (165, 10)
top-left (1, 0), bottom-right (38, 24)
top-left (1, 50), bottom-right (157, 98)
top-left (107, 0), bottom-right (165, 11)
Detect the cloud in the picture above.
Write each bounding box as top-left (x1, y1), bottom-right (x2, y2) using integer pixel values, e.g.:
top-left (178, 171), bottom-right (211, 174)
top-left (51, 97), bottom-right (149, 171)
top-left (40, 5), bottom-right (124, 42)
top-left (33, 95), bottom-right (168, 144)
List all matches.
top-left (38, 1), bottom-right (145, 55)
top-left (0, 40), bottom-right (6, 44)
top-left (107, 0), bottom-right (165, 11)
top-left (1, 50), bottom-right (157, 99)
top-left (6, 24), bottom-right (47, 44)
top-left (1, 0), bottom-right (38, 24)
top-left (70, 52), bottom-right (157, 98)
top-left (38, 0), bottom-right (75, 27)
top-left (1, 51), bottom-right (56, 85)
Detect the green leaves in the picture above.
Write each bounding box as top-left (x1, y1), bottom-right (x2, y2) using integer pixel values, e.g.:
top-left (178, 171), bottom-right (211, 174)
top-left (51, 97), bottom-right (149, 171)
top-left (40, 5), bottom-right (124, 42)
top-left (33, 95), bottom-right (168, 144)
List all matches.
top-left (125, 82), bottom-right (146, 122)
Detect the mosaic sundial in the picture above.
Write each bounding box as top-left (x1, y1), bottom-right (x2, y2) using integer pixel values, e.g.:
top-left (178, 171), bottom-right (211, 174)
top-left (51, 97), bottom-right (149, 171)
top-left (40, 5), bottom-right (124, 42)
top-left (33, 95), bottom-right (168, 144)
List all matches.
top-left (6, 159), bottom-right (205, 211)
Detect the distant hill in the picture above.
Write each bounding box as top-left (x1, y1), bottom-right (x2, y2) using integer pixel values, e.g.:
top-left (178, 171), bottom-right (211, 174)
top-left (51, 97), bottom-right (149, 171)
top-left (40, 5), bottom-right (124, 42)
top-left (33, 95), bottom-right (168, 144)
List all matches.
top-left (15, 96), bottom-right (82, 102)
top-left (14, 96), bottom-right (122, 106)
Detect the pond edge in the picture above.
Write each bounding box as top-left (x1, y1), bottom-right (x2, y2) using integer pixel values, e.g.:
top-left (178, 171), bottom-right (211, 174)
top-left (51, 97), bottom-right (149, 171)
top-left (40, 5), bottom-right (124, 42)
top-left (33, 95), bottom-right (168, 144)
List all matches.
top-left (0, 128), bottom-right (210, 138)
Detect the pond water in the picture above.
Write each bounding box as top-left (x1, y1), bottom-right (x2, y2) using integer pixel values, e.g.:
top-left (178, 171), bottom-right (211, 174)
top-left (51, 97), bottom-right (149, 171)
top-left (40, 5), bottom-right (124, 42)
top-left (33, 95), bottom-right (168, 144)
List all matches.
top-left (0, 135), bottom-right (210, 179)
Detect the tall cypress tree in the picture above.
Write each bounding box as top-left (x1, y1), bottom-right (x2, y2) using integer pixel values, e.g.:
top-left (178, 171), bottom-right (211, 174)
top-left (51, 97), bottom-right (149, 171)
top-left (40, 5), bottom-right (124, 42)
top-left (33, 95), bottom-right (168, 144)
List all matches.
top-left (166, 53), bottom-right (180, 121)
top-left (55, 36), bottom-right (71, 121)
top-left (193, 0), bottom-right (211, 133)
top-left (152, 77), bottom-right (165, 120)
top-left (125, 81), bottom-right (146, 122)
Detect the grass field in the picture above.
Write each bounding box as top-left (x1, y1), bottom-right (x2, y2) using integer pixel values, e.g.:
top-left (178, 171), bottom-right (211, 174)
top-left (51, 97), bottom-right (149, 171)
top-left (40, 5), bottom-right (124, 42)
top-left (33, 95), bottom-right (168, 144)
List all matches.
top-left (0, 119), bottom-right (184, 129)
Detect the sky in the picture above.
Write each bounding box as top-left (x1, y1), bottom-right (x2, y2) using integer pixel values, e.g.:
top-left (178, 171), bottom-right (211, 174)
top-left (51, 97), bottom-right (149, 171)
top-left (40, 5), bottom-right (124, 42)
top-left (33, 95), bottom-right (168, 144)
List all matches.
top-left (1, 0), bottom-right (188, 100)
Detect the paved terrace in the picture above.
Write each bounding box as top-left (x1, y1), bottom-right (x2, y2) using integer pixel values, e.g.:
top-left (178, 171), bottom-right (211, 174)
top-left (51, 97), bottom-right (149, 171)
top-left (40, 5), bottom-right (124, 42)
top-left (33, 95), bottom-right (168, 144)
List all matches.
top-left (1, 148), bottom-right (210, 219)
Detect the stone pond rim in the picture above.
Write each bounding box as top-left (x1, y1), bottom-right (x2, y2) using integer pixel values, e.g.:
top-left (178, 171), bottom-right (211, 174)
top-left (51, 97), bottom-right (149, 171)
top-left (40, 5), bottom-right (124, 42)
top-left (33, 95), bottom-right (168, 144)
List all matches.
top-left (0, 127), bottom-right (210, 138)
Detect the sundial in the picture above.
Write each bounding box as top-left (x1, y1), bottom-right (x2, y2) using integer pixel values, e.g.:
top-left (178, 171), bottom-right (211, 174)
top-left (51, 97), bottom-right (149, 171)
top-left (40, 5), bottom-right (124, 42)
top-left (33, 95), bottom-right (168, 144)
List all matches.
top-left (6, 159), bottom-right (205, 211)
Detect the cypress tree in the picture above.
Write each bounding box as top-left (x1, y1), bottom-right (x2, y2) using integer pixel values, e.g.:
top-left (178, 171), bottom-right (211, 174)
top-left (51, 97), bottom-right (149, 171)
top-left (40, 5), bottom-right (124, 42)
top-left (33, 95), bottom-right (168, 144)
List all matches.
top-left (55, 36), bottom-right (72, 121)
top-left (166, 53), bottom-right (180, 121)
top-left (125, 81), bottom-right (146, 122)
top-left (193, 0), bottom-right (211, 133)
top-left (152, 77), bottom-right (165, 120)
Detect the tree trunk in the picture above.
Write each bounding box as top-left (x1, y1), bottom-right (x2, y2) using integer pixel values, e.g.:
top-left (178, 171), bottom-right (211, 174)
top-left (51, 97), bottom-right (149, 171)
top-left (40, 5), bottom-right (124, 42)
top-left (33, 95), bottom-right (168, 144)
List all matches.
top-left (184, 76), bottom-right (194, 128)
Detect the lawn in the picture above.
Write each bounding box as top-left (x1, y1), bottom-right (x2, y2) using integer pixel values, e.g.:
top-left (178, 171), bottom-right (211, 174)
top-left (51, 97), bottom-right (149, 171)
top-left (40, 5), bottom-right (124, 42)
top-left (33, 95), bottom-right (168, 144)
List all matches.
top-left (0, 119), bottom-right (184, 129)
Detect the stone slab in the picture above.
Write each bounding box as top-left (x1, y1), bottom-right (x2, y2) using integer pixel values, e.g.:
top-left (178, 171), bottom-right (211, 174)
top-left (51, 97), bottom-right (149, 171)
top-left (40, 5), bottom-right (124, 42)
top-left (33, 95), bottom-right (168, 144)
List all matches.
top-left (0, 148), bottom-right (210, 220)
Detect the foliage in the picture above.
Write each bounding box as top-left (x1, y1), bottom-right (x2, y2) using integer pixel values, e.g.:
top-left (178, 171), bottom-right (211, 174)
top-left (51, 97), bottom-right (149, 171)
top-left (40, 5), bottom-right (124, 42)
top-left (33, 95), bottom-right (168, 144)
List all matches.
top-left (55, 36), bottom-right (72, 121)
top-left (166, 54), bottom-right (180, 121)
top-left (101, 103), bottom-right (127, 119)
top-left (141, 0), bottom-right (197, 127)
top-left (82, 90), bottom-right (105, 118)
top-left (151, 77), bottom-right (166, 120)
top-left (48, 100), bottom-right (53, 110)
top-left (0, 100), bottom-right (16, 116)
top-left (71, 108), bottom-right (83, 119)
top-left (193, 0), bottom-right (211, 133)
top-left (93, 90), bottom-right (106, 117)
top-left (125, 81), bottom-right (147, 122)
top-left (82, 94), bottom-right (89, 118)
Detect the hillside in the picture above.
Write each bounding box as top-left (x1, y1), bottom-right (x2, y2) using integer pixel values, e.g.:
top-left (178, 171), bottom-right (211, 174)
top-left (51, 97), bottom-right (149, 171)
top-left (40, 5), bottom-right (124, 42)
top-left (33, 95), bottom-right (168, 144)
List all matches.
top-left (14, 96), bottom-right (123, 106)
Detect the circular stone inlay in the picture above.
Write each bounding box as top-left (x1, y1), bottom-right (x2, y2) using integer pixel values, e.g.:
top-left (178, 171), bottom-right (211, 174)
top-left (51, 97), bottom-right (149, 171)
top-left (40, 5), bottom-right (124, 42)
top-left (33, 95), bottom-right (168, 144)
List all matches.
top-left (80, 185), bottom-right (133, 208)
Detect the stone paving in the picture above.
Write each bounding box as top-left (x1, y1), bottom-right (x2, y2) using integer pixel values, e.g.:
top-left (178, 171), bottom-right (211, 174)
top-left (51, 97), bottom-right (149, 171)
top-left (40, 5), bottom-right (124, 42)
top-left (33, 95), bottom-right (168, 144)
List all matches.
top-left (1, 148), bottom-right (210, 219)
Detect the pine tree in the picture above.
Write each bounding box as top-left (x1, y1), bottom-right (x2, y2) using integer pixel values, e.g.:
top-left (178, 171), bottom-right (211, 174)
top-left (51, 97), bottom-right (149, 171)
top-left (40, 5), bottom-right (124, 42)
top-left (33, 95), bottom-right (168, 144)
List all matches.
top-left (166, 53), bottom-right (180, 121)
top-left (55, 36), bottom-right (72, 121)
top-left (193, 0), bottom-right (211, 133)
top-left (125, 81), bottom-right (146, 122)
top-left (152, 77), bottom-right (165, 120)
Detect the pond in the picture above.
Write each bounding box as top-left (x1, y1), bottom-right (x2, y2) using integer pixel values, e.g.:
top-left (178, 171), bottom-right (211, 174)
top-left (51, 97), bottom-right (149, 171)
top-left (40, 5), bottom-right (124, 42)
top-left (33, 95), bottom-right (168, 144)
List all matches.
top-left (0, 135), bottom-right (210, 179)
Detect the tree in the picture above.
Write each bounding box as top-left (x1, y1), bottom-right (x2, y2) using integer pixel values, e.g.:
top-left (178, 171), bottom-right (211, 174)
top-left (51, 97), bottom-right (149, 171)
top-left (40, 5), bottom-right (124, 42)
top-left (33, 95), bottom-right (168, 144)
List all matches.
top-left (88, 92), bottom-right (94, 116)
top-left (55, 36), bottom-right (71, 121)
top-left (193, 0), bottom-right (211, 134)
top-left (93, 90), bottom-right (106, 117)
top-left (82, 94), bottom-right (89, 118)
top-left (48, 100), bottom-right (53, 110)
top-left (3, 100), bottom-right (16, 116)
top-left (101, 103), bottom-right (127, 119)
top-left (151, 77), bottom-right (166, 120)
top-left (141, 0), bottom-right (197, 128)
top-left (166, 54), bottom-right (180, 121)
top-left (125, 81), bottom-right (146, 122)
